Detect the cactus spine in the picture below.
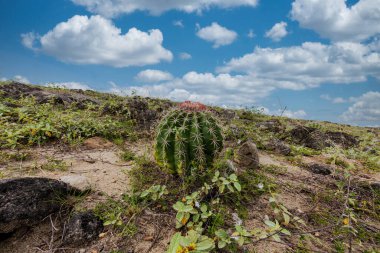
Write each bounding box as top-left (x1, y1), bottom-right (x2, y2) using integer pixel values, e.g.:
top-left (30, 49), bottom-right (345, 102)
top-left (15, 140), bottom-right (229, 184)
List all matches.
top-left (154, 102), bottom-right (223, 175)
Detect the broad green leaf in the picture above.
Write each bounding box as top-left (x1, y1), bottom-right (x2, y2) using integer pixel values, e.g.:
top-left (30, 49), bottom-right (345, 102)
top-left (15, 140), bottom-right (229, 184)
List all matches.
top-left (166, 232), bottom-right (182, 253)
top-left (233, 182), bottom-right (241, 192)
top-left (196, 237), bottom-right (215, 251)
top-left (218, 240), bottom-right (227, 249)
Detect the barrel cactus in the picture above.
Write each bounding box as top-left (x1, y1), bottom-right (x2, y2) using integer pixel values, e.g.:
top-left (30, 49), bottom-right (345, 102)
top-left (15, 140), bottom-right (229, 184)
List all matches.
top-left (154, 101), bottom-right (223, 175)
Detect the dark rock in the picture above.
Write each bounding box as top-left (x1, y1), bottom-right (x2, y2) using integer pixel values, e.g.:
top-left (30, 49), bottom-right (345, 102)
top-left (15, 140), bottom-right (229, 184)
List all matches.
top-left (289, 126), bottom-right (328, 150)
top-left (63, 211), bottom-right (103, 245)
top-left (127, 97), bottom-right (158, 129)
top-left (236, 140), bottom-right (260, 170)
top-left (256, 119), bottom-right (284, 133)
top-left (0, 82), bottom-right (99, 109)
top-left (0, 177), bottom-right (81, 233)
top-left (325, 131), bottom-right (358, 148)
top-left (266, 139), bottom-right (291, 156)
top-left (307, 163), bottom-right (332, 175)
top-left (289, 125), bottom-right (359, 150)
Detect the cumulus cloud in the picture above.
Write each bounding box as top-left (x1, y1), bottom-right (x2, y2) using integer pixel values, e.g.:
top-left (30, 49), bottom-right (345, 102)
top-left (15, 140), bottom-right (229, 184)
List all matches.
top-left (262, 107), bottom-right (307, 119)
top-left (21, 15), bottom-right (172, 67)
top-left (341, 91), bottom-right (380, 125)
top-left (135, 69), bottom-right (173, 82)
top-left (71, 0), bottom-right (258, 17)
top-left (179, 52), bottom-right (192, 60)
top-left (21, 32), bottom-right (40, 50)
top-left (265, 22), bottom-right (288, 42)
top-left (196, 22), bottom-right (237, 48)
top-left (218, 41), bottom-right (380, 89)
top-left (291, 0), bottom-right (380, 42)
top-left (46, 82), bottom-right (92, 90)
top-left (12, 75), bottom-right (30, 84)
top-left (320, 94), bottom-right (347, 104)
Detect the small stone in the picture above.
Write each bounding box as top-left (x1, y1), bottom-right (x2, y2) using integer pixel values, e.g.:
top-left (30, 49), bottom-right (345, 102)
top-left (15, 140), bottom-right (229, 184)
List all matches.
top-left (60, 175), bottom-right (91, 191)
top-left (307, 163), bottom-right (332, 175)
top-left (63, 211), bottom-right (103, 246)
top-left (143, 236), bottom-right (154, 241)
top-left (99, 232), bottom-right (107, 238)
top-left (236, 140), bottom-right (260, 170)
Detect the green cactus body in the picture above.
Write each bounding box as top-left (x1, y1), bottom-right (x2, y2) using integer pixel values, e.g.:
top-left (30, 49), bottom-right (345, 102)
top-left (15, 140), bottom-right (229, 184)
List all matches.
top-left (155, 102), bottom-right (223, 175)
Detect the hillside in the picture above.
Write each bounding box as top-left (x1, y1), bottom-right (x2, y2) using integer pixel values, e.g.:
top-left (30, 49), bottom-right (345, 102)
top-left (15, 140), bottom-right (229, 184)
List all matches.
top-left (0, 81), bottom-right (379, 253)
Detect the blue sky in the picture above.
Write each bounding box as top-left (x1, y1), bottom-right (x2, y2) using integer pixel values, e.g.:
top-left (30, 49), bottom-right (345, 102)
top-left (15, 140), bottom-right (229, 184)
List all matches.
top-left (1, 0), bottom-right (379, 126)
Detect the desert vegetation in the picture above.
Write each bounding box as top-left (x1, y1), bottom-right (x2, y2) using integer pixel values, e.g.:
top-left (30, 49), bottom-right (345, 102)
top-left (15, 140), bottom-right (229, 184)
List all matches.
top-left (0, 81), bottom-right (379, 253)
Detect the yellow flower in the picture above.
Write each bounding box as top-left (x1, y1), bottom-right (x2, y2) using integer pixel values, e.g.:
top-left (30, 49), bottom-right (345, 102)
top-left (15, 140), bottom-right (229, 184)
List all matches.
top-left (31, 129), bottom-right (37, 136)
top-left (343, 218), bottom-right (349, 225)
top-left (181, 217), bottom-right (188, 225)
top-left (182, 197), bottom-right (186, 202)
top-left (45, 131), bottom-right (52, 137)
top-left (187, 243), bottom-right (197, 251)
top-left (176, 246), bottom-right (184, 253)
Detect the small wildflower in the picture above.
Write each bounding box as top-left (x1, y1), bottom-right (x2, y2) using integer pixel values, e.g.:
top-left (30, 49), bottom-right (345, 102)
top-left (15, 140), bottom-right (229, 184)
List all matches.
top-left (182, 197), bottom-right (186, 202)
top-left (195, 201), bottom-right (200, 208)
top-left (187, 243), bottom-right (197, 251)
top-left (181, 217), bottom-right (188, 225)
top-left (257, 183), bottom-right (264, 189)
top-left (343, 218), bottom-right (349, 225)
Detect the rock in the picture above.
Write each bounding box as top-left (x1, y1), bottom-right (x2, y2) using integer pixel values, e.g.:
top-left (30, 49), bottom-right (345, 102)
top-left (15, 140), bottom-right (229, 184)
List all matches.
top-left (83, 137), bottom-right (113, 149)
top-left (289, 125), bottom-right (359, 150)
top-left (236, 140), bottom-right (260, 170)
top-left (307, 163), bottom-right (332, 175)
top-left (127, 96), bottom-right (158, 129)
top-left (266, 139), bottom-right (291, 155)
top-left (60, 175), bottom-right (91, 192)
top-left (63, 211), bottom-right (103, 245)
top-left (289, 126), bottom-right (328, 150)
top-left (325, 131), bottom-right (358, 148)
top-left (0, 82), bottom-right (99, 109)
top-left (256, 119), bottom-right (284, 133)
top-left (0, 177), bottom-right (80, 233)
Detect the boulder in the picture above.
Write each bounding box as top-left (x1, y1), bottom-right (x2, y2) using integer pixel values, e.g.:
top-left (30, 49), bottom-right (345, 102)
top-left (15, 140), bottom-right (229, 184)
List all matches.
top-left (325, 131), bottom-right (358, 148)
top-left (0, 177), bottom-right (81, 233)
top-left (236, 140), bottom-right (260, 170)
top-left (307, 163), bottom-right (332, 175)
top-left (289, 126), bottom-right (328, 150)
top-left (63, 211), bottom-right (103, 245)
top-left (127, 96), bottom-right (158, 129)
top-left (266, 139), bottom-right (291, 155)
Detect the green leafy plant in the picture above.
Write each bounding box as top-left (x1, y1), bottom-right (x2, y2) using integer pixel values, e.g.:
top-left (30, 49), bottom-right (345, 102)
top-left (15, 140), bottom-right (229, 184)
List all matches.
top-left (154, 101), bottom-right (223, 175)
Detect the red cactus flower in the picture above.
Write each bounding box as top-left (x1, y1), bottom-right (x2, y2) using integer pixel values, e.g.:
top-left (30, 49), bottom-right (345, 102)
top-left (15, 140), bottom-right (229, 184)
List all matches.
top-left (178, 101), bottom-right (207, 111)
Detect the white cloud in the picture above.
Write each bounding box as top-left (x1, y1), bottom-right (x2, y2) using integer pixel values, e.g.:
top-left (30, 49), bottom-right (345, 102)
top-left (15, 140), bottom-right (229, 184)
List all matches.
top-left (12, 75), bottom-right (30, 84)
top-left (179, 52), bottom-right (192, 60)
top-left (291, 0), bottom-right (380, 42)
top-left (262, 107), bottom-right (307, 119)
top-left (21, 32), bottom-right (40, 50)
top-left (341, 91), bottom-right (380, 125)
top-left (135, 69), bottom-right (173, 82)
top-left (173, 20), bottom-right (184, 28)
top-left (320, 94), bottom-right (347, 104)
top-left (46, 82), bottom-right (92, 90)
top-left (72, 0), bottom-right (258, 17)
top-left (265, 22), bottom-right (288, 42)
top-left (196, 22), bottom-right (237, 48)
top-left (218, 41), bottom-right (380, 89)
top-left (0, 78), bottom-right (6, 82)
top-left (247, 29), bottom-right (255, 38)
top-left (21, 15), bottom-right (172, 67)
top-left (110, 71), bottom-right (280, 105)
